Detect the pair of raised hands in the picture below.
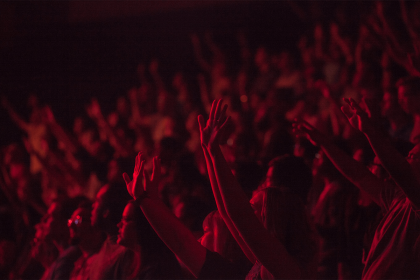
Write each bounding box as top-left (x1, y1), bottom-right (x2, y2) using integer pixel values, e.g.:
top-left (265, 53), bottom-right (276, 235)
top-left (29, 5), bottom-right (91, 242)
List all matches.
top-left (294, 97), bottom-right (375, 145)
top-left (124, 97), bottom-right (372, 200)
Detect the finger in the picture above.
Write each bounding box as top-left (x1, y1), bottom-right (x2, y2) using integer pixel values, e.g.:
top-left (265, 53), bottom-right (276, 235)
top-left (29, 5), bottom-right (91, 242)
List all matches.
top-left (134, 152), bottom-right (142, 175)
top-left (300, 119), bottom-right (315, 130)
top-left (348, 98), bottom-right (362, 111)
top-left (363, 98), bottom-right (375, 117)
top-left (139, 160), bottom-right (145, 179)
top-left (343, 98), bottom-right (351, 106)
top-left (209, 100), bottom-right (217, 123)
top-left (219, 104), bottom-right (228, 123)
top-left (341, 105), bottom-right (353, 119)
top-left (292, 118), bottom-right (301, 127)
top-left (349, 98), bottom-right (367, 116)
top-left (214, 99), bottom-right (224, 121)
top-left (297, 124), bottom-right (311, 134)
top-left (292, 127), bottom-right (307, 138)
top-left (122, 172), bottom-right (131, 185)
top-left (219, 115), bottom-right (231, 130)
top-left (198, 115), bottom-right (206, 132)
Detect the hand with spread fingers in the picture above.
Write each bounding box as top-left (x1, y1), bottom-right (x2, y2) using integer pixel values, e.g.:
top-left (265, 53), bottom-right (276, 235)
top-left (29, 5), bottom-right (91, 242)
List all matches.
top-left (198, 99), bottom-right (230, 152)
top-left (292, 119), bottom-right (329, 147)
top-left (341, 98), bottom-right (375, 134)
top-left (123, 152), bottom-right (146, 201)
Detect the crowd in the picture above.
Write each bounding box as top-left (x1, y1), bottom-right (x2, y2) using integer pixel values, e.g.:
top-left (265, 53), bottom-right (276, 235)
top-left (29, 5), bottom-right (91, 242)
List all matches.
top-left (1, 1), bottom-right (420, 279)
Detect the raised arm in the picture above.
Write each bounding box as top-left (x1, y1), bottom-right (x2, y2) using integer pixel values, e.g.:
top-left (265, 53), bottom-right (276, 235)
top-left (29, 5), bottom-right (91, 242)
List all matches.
top-left (43, 105), bottom-right (79, 155)
top-left (342, 98), bottom-right (420, 209)
top-left (1, 96), bottom-right (30, 132)
top-left (204, 99), bottom-right (301, 279)
top-left (190, 33), bottom-right (211, 73)
top-left (400, 0), bottom-right (420, 54)
top-left (122, 153), bottom-right (206, 278)
top-left (86, 98), bottom-right (132, 157)
top-left (293, 119), bottom-right (383, 205)
top-left (198, 100), bottom-right (257, 264)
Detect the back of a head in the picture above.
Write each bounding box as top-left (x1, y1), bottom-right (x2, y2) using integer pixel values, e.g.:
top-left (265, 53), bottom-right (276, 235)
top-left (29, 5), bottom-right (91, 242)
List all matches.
top-left (127, 200), bottom-right (183, 277)
top-left (262, 187), bottom-right (316, 266)
top-left (98, 181), bottom-right (132, 237)
top-left (127, 200), bottom-right (168, 255)
top-left (267, 155), bottom-right (312, 202)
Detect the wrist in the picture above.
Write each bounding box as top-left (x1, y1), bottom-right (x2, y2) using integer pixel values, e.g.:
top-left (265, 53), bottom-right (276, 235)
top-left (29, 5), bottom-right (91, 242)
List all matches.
top-left (133, 191), bottom-right (149, 206)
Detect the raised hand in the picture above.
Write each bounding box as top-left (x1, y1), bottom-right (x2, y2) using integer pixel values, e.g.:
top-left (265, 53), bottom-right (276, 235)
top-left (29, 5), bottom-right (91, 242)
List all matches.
top-left (143, 156), bottom-right (161, 200)
top-left (292, 119), bottom-right (328, 146)
top-left (197, 99), bottom-right (230, 151)
top-left (123, 152), bottom-right (145, 200)
top-left (341, 98), bottom-right (374, 134)
top-left (86, 98), bottom-right (102, 120)
top-left (43, 106), bottom-right (56, 124)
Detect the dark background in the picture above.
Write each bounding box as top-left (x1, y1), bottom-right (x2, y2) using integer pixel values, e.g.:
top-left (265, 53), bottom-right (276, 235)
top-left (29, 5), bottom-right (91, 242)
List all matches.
top-left (0, 1), bottom-right (359, 146)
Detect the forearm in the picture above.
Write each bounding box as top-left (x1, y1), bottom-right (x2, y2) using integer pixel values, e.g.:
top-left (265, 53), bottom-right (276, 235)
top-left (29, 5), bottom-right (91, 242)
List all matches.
top-left (209, 146), bottom-right (301, 278)
top-left (202, 145), bottom-right (256, 263)
top-left (364, 131), bottom-right (420, 207)
top-left (209, 145), bottom-right (252, 220)
top-left (320, 140), bottom-right (381, 204)
top-left (139, 197), bottom-right (206, 278)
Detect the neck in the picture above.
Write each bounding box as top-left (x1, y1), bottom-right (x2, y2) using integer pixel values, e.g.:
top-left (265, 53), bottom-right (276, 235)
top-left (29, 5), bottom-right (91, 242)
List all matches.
top-left (52, 240), bottom-right (67, 254)
top-left (132, 243), bottom-right (142, 253)
top-left (79, 232), bottom-right (106, 257)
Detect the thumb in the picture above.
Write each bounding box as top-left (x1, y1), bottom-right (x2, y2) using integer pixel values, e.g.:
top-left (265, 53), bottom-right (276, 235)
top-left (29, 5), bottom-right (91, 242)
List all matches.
top-left (122, 173), bottom-right (133, 197)
top-left (122, 173), bottom-right (131, 186)
top-left (198, 115), bottom-right (206, 132)
top-left (341, 105), bottom-right (353, 119)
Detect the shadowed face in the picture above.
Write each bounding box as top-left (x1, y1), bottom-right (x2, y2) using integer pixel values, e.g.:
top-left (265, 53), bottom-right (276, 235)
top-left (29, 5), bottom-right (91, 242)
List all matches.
top-left (250, 190), bottom-right (264, 223)
top-left (406, 144), bottom-right (420, 176)
top-left (398, 86), bottom-right (420, 114)
top-left (31, 202), bottom-right (67, 261)
top-left (117, 203), bottom-right (138, 249)
top-left (68, 207), bottom-right (92, 245)
top-left (91, 186), bottom-right (108, 229)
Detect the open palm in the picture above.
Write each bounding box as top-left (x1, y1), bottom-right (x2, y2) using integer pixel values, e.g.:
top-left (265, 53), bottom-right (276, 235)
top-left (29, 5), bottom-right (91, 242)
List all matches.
top-left (198, 99), bottom-right (229, 151)
top-left (341, 98), bottom-right (373, 134)
top-left (123, 152), bottom-right (145, 200)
